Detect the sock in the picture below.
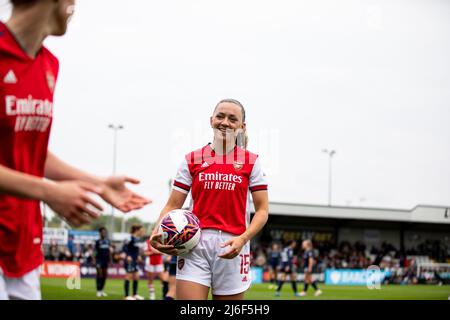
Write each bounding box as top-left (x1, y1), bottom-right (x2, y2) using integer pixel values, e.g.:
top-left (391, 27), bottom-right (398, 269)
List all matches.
top-left (99, 276), bottom-right (105, 291)
top-left (291, 281), bottom-right (298, 293)
top-left (164, 296), bottom-right (174, 301)
top-left (312, 281), bottom-right (318, 291)
top-left (276, 280), bottom-right (284, 292)
top-left (124, 280), bottom-right (130, 297)
top-left (133, 280), bottom-right (138, 296)
top-left (148, 283), bottom-right (154, 292)
top-left (101, 269), bottom-right (107, 291)
top-left (303, 283), bottom-right (309, 292)
top-left (162, 281), bottom-right (169, 297)
top-left (96, 276), bottom-right (101, 291)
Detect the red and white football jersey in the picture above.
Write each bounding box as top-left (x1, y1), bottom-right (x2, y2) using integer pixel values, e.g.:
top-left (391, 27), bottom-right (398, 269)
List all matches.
top-left (0, 22), bottom-right (59, 277)
top-left (145, 239), bottom-right (163, 265)
top-left (173, 143), bottom-right (268, 236)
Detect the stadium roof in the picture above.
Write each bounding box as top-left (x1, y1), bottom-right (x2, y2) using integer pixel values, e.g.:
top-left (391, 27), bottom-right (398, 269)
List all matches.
top-left (260, 202), bottom-right (450, 225)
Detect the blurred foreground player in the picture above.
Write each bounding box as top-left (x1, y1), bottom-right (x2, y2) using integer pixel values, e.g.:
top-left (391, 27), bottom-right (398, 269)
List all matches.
top-left (0, 0), bottom-right (150, 300)
top-left (300, 240), bottom-right (322, 297)
top-left (94, 227), bottom-right (112, 298)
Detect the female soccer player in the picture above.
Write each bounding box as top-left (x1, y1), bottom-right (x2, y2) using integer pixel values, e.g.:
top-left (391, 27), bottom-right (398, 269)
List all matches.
top-left (122, 225), bottom-right (145, 300)
top-left (267, 242), bottom-right (282, 289)
top-left (0, 0), bottom-right (150, 300)
top-left (94, 227), bottom-right (112, 298)
top-left (163, 255), bottom-right (177, 300)
top-left (300, 240), bottom-right (322, 297)
top-left (144, 234), bottom-right (165, 300)
top-left (275, 240), bottom-right (300, 297)
top-left (151, 99), bottom-right (269, 300)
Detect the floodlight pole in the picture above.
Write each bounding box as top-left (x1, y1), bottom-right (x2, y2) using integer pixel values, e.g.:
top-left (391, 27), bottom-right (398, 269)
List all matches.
top-left (322, 149), bottom-right (336, 206)
top-left (108, 124), bottom-right (124, 234)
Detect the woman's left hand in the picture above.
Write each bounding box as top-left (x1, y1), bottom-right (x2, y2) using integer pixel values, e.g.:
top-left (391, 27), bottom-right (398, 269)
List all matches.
top-left (218, 236), bottom-right (247, 259)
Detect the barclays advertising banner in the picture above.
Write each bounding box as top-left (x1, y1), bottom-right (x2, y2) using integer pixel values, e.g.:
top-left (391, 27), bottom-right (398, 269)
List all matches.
top-left (69, 230), bottom-right (100, 244)
top-left (251, 267), bottom-right (263, 284)
top-left (325, 268), bottom-right (391, 286)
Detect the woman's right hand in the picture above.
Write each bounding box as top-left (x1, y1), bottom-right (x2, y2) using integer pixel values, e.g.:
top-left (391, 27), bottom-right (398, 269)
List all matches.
top-left (150, 233), bottom-right (183, 256)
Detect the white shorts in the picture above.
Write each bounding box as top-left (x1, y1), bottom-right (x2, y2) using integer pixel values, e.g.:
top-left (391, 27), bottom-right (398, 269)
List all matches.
top-left (145, 264), bottom-right (164, 273)
top-left (176, 229), bottom-right (251, 296)
top-left (0, 267), bottom-right (41, 300)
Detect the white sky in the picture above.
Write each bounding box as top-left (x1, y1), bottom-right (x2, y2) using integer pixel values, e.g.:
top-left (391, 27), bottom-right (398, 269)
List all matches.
top-left (1, 0), bottom-right (450, 223)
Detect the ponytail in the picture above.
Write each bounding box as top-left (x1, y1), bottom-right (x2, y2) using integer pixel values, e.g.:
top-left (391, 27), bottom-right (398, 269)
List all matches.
top-left (236, 129), bottom-right (248, 149)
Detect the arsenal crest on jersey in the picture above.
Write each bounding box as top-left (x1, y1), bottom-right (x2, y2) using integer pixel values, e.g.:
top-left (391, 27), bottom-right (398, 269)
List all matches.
top-left (233, 161), bottom-right (244, 171)
top-left (178, 258), bottom-right (185, 270)
top-left (46, 71), bottom-right (55, 93)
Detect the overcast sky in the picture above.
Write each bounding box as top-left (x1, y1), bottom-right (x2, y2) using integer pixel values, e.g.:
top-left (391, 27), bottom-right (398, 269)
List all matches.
top-left (1, 0), bottom-right (449, 223)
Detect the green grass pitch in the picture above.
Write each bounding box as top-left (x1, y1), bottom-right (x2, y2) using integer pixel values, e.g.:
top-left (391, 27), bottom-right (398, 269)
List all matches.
top-left (40, 277), bottom-right (450, 300)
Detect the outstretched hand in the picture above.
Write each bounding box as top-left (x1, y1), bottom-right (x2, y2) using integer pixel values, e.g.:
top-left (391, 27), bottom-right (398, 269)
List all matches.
top-left (99, 176), bottom-right (151, 212)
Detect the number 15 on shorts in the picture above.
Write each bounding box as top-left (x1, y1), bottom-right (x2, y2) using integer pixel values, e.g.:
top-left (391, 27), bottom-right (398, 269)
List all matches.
top-left (240, 254), bottom-right (250, 275)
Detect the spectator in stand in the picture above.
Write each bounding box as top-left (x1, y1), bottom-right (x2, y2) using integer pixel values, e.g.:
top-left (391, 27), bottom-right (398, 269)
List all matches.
top-left (254, 248), bottom-right (267, 268)
top-left (84, 244), bottom-right (94, 265)
top-left (59, 247), bottom-right (73, 261)
top-left (45, 240), bottom-right (59, 261)
top-left (74, 243), bottom-right (82, 262)
top-left (67, 235), bottom-right (75, 257)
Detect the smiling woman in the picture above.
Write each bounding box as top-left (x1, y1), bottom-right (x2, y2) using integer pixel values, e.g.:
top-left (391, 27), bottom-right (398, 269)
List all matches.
top-left (150, 99), bottom-right (269, 300)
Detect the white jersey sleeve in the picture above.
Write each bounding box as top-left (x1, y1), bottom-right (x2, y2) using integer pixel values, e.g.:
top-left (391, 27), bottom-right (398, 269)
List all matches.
top-left (249, 156), bottom-right (268, 192)
top-left (173, 158), bottom-right (192, 194)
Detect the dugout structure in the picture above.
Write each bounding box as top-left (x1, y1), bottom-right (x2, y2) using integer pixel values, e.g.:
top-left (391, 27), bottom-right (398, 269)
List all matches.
top-left (253, 202), bottom-right (450, 262)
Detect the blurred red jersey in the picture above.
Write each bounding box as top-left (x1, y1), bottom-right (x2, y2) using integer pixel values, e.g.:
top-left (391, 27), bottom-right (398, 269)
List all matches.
top-left (0, 22), bottom-right (59, 277)
top-left (146, 240), bottom-right (163, 265)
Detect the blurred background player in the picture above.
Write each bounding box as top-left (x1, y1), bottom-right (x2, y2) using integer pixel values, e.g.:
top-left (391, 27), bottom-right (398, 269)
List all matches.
top-left (0, 0), bottom-right (151, 300)
top-left (276, 240), bottom-right (300, 297)
top-left (94, 227), bottom-right (112, 298)
top-left (300, 240), bottom-right (322, 297)
top-left (267, 242), bottom-right (281, 289)
top-left (164, 255), bottom-right (177, 300)
top-left (122, 225), bottom-right (145, 300)
top-left (151, 99), bottom-right (269, 300)
top-left (160, 255), bottom-right (171, 299)
top-left (144, 234), bottom-right (165, 300)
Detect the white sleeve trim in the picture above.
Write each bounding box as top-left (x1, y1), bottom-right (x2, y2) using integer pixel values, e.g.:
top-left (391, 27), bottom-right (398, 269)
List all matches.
top-left (172, 157), bottom-right (192, 192)
top-left (249, 156), bottom-right (268, 188)
top-left (173, 186), bottom-right (189, 194)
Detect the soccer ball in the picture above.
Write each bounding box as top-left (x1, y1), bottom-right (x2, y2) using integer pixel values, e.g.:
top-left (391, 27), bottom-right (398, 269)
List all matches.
top-left (158, 209), bottom-right (201, 256)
